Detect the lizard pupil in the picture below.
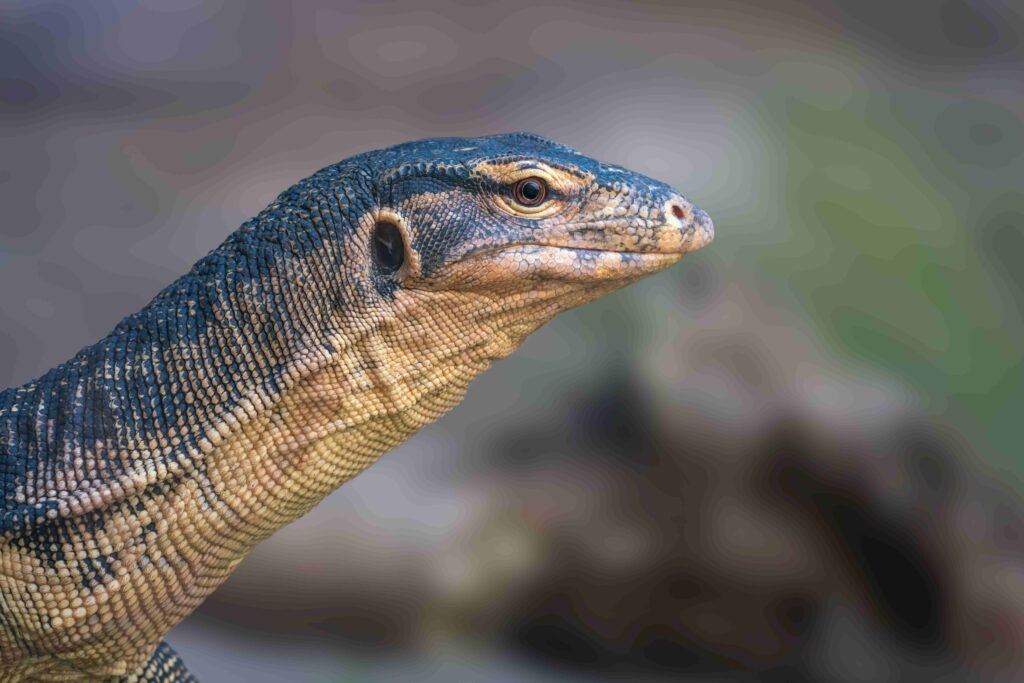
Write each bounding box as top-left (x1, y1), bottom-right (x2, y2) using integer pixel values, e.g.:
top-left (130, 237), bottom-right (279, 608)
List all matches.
top-left (513, 177), bottom-right (547, 206)
top-left (372, 221), bottom-right (405, 273)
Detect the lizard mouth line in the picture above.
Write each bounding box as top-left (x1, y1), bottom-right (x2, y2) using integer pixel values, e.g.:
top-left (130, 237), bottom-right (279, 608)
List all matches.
top-left (458, 244), bottom-right (685, 265)
top-left (446, 243), bottom-right (686, 284)
top-left (526, 245), bottom-right (684, 263)
top-left (455, 219), bottom-right (714, 266)
top-left (459, 239), bottom-right (694, 264)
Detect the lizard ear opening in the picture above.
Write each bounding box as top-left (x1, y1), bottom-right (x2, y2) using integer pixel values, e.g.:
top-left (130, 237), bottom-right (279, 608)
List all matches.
top-left (372, 221), bottom-right (406, 274)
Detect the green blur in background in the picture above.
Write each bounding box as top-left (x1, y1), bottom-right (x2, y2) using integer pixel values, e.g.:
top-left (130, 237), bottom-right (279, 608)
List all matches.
top-left (1, 1), bottom-right (1022, 681)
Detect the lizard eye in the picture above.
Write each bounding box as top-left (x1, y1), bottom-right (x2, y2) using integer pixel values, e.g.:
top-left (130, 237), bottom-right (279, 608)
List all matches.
top-left (512, 177), bottom-right (548, 207)
top-left (372, 221), bottom-right (405, 274)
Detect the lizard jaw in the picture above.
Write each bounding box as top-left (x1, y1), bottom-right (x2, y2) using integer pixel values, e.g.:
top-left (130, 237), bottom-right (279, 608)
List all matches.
top-left (415, 191), bottom-right (714, 288)
top-left (436, 201), bottom-right (714, 287)
top-left (459, 244), bottom-right (685, 283)
top-left (431, 236), bottom-right (700, 289)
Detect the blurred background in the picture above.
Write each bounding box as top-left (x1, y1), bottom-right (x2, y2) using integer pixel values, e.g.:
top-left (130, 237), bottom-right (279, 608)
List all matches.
top-left (2, 1), bottom-right (1023, 680)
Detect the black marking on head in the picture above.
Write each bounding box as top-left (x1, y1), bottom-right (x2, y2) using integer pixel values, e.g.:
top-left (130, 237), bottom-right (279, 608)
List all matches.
top-left (79, 552), bottom-right (119, 589)
top-left (11, 523), bottom-right (67, 569)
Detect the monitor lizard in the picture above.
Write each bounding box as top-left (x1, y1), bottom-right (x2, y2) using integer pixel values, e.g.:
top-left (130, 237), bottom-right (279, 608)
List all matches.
top-left (0, 133), bottom-right (714, 681)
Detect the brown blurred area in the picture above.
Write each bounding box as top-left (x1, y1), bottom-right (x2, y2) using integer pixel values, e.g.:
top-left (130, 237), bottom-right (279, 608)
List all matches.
top-left (2, 1), bottom-right (1023, 680)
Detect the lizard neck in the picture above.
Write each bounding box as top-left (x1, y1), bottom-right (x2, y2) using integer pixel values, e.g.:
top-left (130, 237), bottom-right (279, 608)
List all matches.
top-left (0, 221), bottom-right (334, 525)
top-left (0, 239), bottom-right (515, 676)
top-left (171, 280), bottom-right (574, 554)
top-left (196, 308), bottom-right (495, 546)
top-left (0, 183), bottom-right (380, 675)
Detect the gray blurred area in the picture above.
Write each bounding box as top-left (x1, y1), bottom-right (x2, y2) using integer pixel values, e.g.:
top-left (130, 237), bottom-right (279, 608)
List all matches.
top-left (3, 1), bottom-right (1024, 680)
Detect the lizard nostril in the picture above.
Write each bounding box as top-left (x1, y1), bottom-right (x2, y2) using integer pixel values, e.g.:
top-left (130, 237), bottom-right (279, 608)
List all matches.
top-left (671, 204), bottom-right (686, 220)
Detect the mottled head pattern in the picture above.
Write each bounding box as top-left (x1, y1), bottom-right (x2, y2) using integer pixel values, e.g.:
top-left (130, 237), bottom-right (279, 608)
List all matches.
top-left (368, 132), bottom-right (711, 286)
top-left (328, 132), bottom-right (713, 358)
top-left (0, 133), bottom-right (712, 680)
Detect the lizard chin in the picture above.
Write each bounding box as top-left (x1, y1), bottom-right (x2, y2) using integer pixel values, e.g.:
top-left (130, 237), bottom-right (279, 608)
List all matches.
top-left (490, 244), bottom-right (685, 281)
top-left (429, 245), bottom-right (685, 289)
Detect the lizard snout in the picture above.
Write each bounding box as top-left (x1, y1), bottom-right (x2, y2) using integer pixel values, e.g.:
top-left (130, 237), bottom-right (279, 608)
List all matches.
top-left (658, 194), bottom-right (714, 255)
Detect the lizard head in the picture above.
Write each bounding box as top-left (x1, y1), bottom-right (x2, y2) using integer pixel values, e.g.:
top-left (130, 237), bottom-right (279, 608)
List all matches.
top-left (337, 132), bottom-right (713, 361)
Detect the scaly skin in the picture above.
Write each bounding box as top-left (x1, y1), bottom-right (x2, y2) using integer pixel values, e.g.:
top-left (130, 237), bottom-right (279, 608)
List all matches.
top-left (0, 133), bottom-right (713, 681)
